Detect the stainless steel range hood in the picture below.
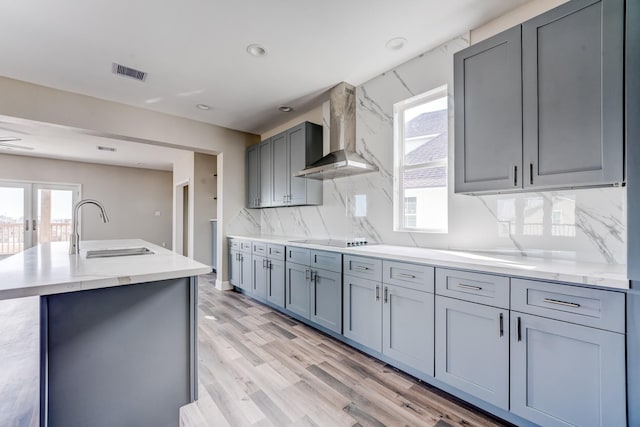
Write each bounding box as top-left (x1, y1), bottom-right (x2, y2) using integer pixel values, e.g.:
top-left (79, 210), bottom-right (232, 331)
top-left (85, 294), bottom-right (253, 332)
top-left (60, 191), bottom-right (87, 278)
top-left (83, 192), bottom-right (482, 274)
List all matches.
top-left (294, 82), bottom-right (378, 180)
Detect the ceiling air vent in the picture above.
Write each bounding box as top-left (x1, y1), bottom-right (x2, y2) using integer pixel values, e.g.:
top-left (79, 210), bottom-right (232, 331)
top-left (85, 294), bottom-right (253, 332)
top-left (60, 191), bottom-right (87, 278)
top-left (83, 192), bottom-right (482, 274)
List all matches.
top-left (112, 63), bottom-right (147, 82)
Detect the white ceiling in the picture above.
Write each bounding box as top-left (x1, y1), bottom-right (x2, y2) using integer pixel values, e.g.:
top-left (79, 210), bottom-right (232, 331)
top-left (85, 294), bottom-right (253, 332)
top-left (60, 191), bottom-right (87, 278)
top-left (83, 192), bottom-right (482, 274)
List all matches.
top-left (0, 117), bottom-right (186, 171)
top-left (0, 0), bottom-right (529, 135)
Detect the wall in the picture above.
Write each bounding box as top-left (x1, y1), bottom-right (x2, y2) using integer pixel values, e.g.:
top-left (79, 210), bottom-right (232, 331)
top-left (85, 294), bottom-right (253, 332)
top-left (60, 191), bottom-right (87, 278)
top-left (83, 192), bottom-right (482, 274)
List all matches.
top-left (252, 31), bottom-right (626, 264)
top-left (193, 153), bottom-right (217, 265)
top-left (0, 154), bottom-right (173, 247)
top-left (0, 76), bottom-right (260, 288)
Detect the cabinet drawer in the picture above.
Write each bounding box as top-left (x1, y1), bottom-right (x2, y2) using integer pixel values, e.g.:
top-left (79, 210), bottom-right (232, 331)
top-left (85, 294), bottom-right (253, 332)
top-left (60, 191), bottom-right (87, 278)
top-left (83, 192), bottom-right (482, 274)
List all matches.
top-left (383, 261), bottom-right (434, 293)
top-left (436, 268), bottom-right (510, 309)
top-left (229, 238), bottom-right (251, 252)
top-left (310, 250), bottom-right (342, 273)
top-left (511, 278), bottom-right (625, 333)
top-left (267, 244), bottom-right (285, 261)
top-left (343, 255), bottom-right (382, 281)
top-left (252, 241), bottom-right (267, 256)
top-left (286, 246), bottom-right (310, 266)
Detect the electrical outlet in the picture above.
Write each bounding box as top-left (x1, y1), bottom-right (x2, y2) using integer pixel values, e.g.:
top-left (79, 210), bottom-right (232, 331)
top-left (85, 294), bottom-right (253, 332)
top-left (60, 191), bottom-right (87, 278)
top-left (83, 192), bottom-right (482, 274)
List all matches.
top-left (162, 242), bottom-right (166, 247)
top-left (155, 211), bottom-right (161, 216)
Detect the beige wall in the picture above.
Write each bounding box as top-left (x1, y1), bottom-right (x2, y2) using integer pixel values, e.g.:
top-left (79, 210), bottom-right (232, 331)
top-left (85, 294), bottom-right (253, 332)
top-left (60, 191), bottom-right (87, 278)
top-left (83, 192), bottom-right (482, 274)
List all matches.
top-left (260, 105), bottom-right (323, 140)
top-left (471, 0), bottom-right (569, 43)
top-left (0, 76), bottom-right (259, 288)
top-left (0, 154), bottom-right (173, 247)
top-left (193, 153), bottom-right (217, 265)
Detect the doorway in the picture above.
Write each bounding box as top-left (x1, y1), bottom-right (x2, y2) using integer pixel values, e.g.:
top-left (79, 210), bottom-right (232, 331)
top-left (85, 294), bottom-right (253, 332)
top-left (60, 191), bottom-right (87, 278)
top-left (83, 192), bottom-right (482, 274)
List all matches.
top-left (182, 184), bottom-right (189, 257)
top-left (175, 180), bottom-right (190, 257)
top-left (0, 181), bottom-right (79, 258)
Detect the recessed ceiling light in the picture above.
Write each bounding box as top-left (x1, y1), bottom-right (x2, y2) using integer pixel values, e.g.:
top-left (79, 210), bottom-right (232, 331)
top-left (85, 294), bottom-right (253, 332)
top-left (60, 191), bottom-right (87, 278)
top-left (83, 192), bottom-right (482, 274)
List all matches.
top-left (246, 44), bottom-right (267, 57)
top-left (385, 37), bottom-right (407, 51)
top-left (97, 146), bottom-right (117, 152)
top-left (196, 104), bottom-right (211, 110)
top-left (278, 106), bottom-right (293, 113)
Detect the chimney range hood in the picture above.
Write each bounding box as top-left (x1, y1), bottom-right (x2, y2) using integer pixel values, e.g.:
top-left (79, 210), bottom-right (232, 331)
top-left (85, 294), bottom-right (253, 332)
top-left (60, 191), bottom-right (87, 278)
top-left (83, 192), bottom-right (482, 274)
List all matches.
top-left (294, 82), bottom-right (378, 180)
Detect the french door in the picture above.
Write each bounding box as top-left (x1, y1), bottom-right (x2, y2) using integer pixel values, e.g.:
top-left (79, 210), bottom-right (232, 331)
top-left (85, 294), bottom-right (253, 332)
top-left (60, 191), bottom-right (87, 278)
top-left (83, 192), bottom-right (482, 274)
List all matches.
top-left (0, 181), bottom-right (79, 257)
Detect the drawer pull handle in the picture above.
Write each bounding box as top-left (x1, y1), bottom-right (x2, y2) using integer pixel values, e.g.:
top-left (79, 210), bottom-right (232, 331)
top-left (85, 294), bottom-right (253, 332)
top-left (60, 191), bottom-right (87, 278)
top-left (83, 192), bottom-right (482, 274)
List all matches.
top-left (397, 273), bottom-right (416, 279)
top-left (457, 283), bottom-right (482, 291)
top-left (354, 265), bottom-right (370, 271)
top-left (543, 298), bottom-right (581, 308)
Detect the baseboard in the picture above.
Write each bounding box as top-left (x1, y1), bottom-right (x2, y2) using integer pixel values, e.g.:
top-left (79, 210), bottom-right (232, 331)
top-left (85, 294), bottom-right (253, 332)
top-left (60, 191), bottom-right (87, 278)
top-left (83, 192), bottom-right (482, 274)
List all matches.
top-left (215, 279), bottom-right (232, 291)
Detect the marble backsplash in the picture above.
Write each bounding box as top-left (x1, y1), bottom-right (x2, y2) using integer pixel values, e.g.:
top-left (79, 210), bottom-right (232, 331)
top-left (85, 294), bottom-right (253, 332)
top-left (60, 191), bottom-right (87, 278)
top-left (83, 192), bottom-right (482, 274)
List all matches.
top-left (229, 35), bottom-right (627, 265)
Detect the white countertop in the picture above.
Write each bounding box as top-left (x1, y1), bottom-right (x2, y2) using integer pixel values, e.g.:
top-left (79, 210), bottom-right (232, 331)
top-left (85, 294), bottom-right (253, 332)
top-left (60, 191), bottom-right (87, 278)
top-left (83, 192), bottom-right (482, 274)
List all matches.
top-left (0, 239), bottom-right (211, 301)
top-left (229, 234), bottom-right (629, 290)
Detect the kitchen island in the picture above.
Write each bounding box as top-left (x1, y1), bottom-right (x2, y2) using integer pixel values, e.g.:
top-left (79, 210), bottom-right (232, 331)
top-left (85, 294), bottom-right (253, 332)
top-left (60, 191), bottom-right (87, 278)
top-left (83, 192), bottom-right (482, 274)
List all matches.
top-left (0, 239), bottom-right (210, 427)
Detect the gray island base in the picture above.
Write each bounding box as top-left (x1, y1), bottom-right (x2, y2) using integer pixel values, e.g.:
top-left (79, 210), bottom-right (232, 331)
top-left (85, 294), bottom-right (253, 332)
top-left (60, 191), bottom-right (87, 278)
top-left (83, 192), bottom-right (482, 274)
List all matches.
top-left (41, 277), bottom-right (198, 427)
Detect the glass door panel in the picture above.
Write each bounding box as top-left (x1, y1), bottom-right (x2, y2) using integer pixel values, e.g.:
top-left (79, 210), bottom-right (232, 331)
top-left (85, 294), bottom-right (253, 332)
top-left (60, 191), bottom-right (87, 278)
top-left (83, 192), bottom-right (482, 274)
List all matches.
top-left (0, 184), bottom-right (30, 257)
top-left (34, 185), bottom-right (78, 245)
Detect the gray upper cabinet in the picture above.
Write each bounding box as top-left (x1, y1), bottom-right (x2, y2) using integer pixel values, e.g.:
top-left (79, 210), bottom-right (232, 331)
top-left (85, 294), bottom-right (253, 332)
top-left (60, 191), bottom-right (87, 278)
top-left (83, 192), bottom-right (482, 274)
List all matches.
top-left (258, 140), bottom-right (272, 207)
top-left (246, 145), bottom-right (260, 208)
top-left (454, 0), bottom-right (624, 194)
top-left (270, 132), bottom-right (288, 206)
top-left (268, 122), bottom-right (323, 207)
top-left (510, 312), bottom-right (626, 426)
top-left (523, 0), bottom-right (624, 189)
top-left (454, 26), bottom-right (523, 193)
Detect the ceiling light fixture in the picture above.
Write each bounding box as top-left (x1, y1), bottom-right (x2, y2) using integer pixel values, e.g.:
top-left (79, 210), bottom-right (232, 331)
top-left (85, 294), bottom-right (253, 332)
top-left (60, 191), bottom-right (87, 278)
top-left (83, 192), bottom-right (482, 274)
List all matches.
top-left (246, 44), bottom-right (267, 57)
top-left (278, 106), bottom-right (293, 113)
top-left (196, 104), bottom-right (211, 110)
top-left (97, 145), bottom-right (117, 152)
top-left (385, 37), bottom-right (407, 51)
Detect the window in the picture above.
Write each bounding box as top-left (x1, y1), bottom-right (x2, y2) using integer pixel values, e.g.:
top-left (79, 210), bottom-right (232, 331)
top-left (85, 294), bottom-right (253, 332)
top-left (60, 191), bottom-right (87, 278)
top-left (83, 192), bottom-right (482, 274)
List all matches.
top-left (393, 85), bottom-right (448, 232)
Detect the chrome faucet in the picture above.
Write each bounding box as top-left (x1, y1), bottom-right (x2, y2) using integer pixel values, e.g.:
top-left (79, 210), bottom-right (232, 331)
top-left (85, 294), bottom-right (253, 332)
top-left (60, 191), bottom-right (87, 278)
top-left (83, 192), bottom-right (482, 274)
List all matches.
top-left (69, 199), bottom-right (110, 255)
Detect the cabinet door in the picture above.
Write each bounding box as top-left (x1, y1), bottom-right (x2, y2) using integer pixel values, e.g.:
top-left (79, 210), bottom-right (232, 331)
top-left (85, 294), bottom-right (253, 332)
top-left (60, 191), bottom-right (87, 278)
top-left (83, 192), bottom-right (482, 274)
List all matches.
top-left (288, 124), bottom-right (307, 206)
top-left (454, 26), bottom-right (522, 193)
top-left (383, 285), bottom-right (434, 376)
top-left (510, 313), bottom-right (626, 427)
top-left (270, 132), bottom-right (288, 206)
top-left (258, 140), bottom-right (272, 207)
top-left (435, 296), bottom-right (509, 409)
top-left (239, 253), bottom-right (252, 292)
top-left (343, 275), bottom-right (382, 352)
top-left (286, 263), bottom-right (310, 319)
top-left (522, 0), bottom-right (624, 189)
top-left (246, 145), bottom-right (260, 208)
top-left (252, 255), bottom-right (267, 299)
top-left (267, 258), bottom-right (285, 308)
top-left (310, 268), bottom-right (342, 333)
top-left (229, 250), bottom-right (239, 286)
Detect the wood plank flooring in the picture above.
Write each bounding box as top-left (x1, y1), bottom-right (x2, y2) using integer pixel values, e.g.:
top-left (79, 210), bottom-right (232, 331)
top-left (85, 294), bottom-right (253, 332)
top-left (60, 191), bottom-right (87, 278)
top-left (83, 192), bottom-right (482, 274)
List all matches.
top-left (0, 275), bottom-right (507, 427)
top-left (182, 275), bottom-right (507, 427)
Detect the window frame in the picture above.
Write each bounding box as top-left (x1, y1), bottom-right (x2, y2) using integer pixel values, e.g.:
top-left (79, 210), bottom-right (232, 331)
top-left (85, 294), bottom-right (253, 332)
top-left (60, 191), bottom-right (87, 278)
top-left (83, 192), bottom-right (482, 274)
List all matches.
top-left (393, 84), bottom-right (449, 233)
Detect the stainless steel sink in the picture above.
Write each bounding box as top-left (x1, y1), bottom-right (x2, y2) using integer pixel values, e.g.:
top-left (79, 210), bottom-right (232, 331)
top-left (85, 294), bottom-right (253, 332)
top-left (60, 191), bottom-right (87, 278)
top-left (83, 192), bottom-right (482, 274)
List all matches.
top-left (86, 247), bottom-right (154, 259)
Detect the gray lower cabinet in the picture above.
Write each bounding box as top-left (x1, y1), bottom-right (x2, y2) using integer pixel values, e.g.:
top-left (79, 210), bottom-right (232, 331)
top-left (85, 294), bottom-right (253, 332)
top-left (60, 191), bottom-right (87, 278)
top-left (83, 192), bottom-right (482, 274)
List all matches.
top-left (285, 262), bottom-right (310, 318)
top-left (383, 284), bottom-right (434, 376)
top-left (310, 268), bottom-right (342, 333)
top-left (343, 274), bottom-right (382, 352)
top-left (229, 249), bottom-right (251, 291)
top-left (510, 312), bottom-right (626, 427)
top-left (435, 296), bottom-right (509, 410)
top-left (252, 255), bottom-right (268, 299)
top-left (266, 258), bottom-right (285, 308)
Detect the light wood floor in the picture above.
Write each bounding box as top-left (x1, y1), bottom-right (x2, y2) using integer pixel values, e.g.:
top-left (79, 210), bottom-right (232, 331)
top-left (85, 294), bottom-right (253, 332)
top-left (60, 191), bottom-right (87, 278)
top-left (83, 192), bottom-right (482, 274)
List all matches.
top-left (0, 275), bottom-right (507, 427)
top-left (181, 275), bottom-right (507, 427)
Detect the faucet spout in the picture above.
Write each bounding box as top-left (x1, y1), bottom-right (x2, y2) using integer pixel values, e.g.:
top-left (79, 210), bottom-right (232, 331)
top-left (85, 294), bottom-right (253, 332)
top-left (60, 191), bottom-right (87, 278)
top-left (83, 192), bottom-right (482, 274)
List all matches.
top-left (69, 199), bottom-right (110, 255)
